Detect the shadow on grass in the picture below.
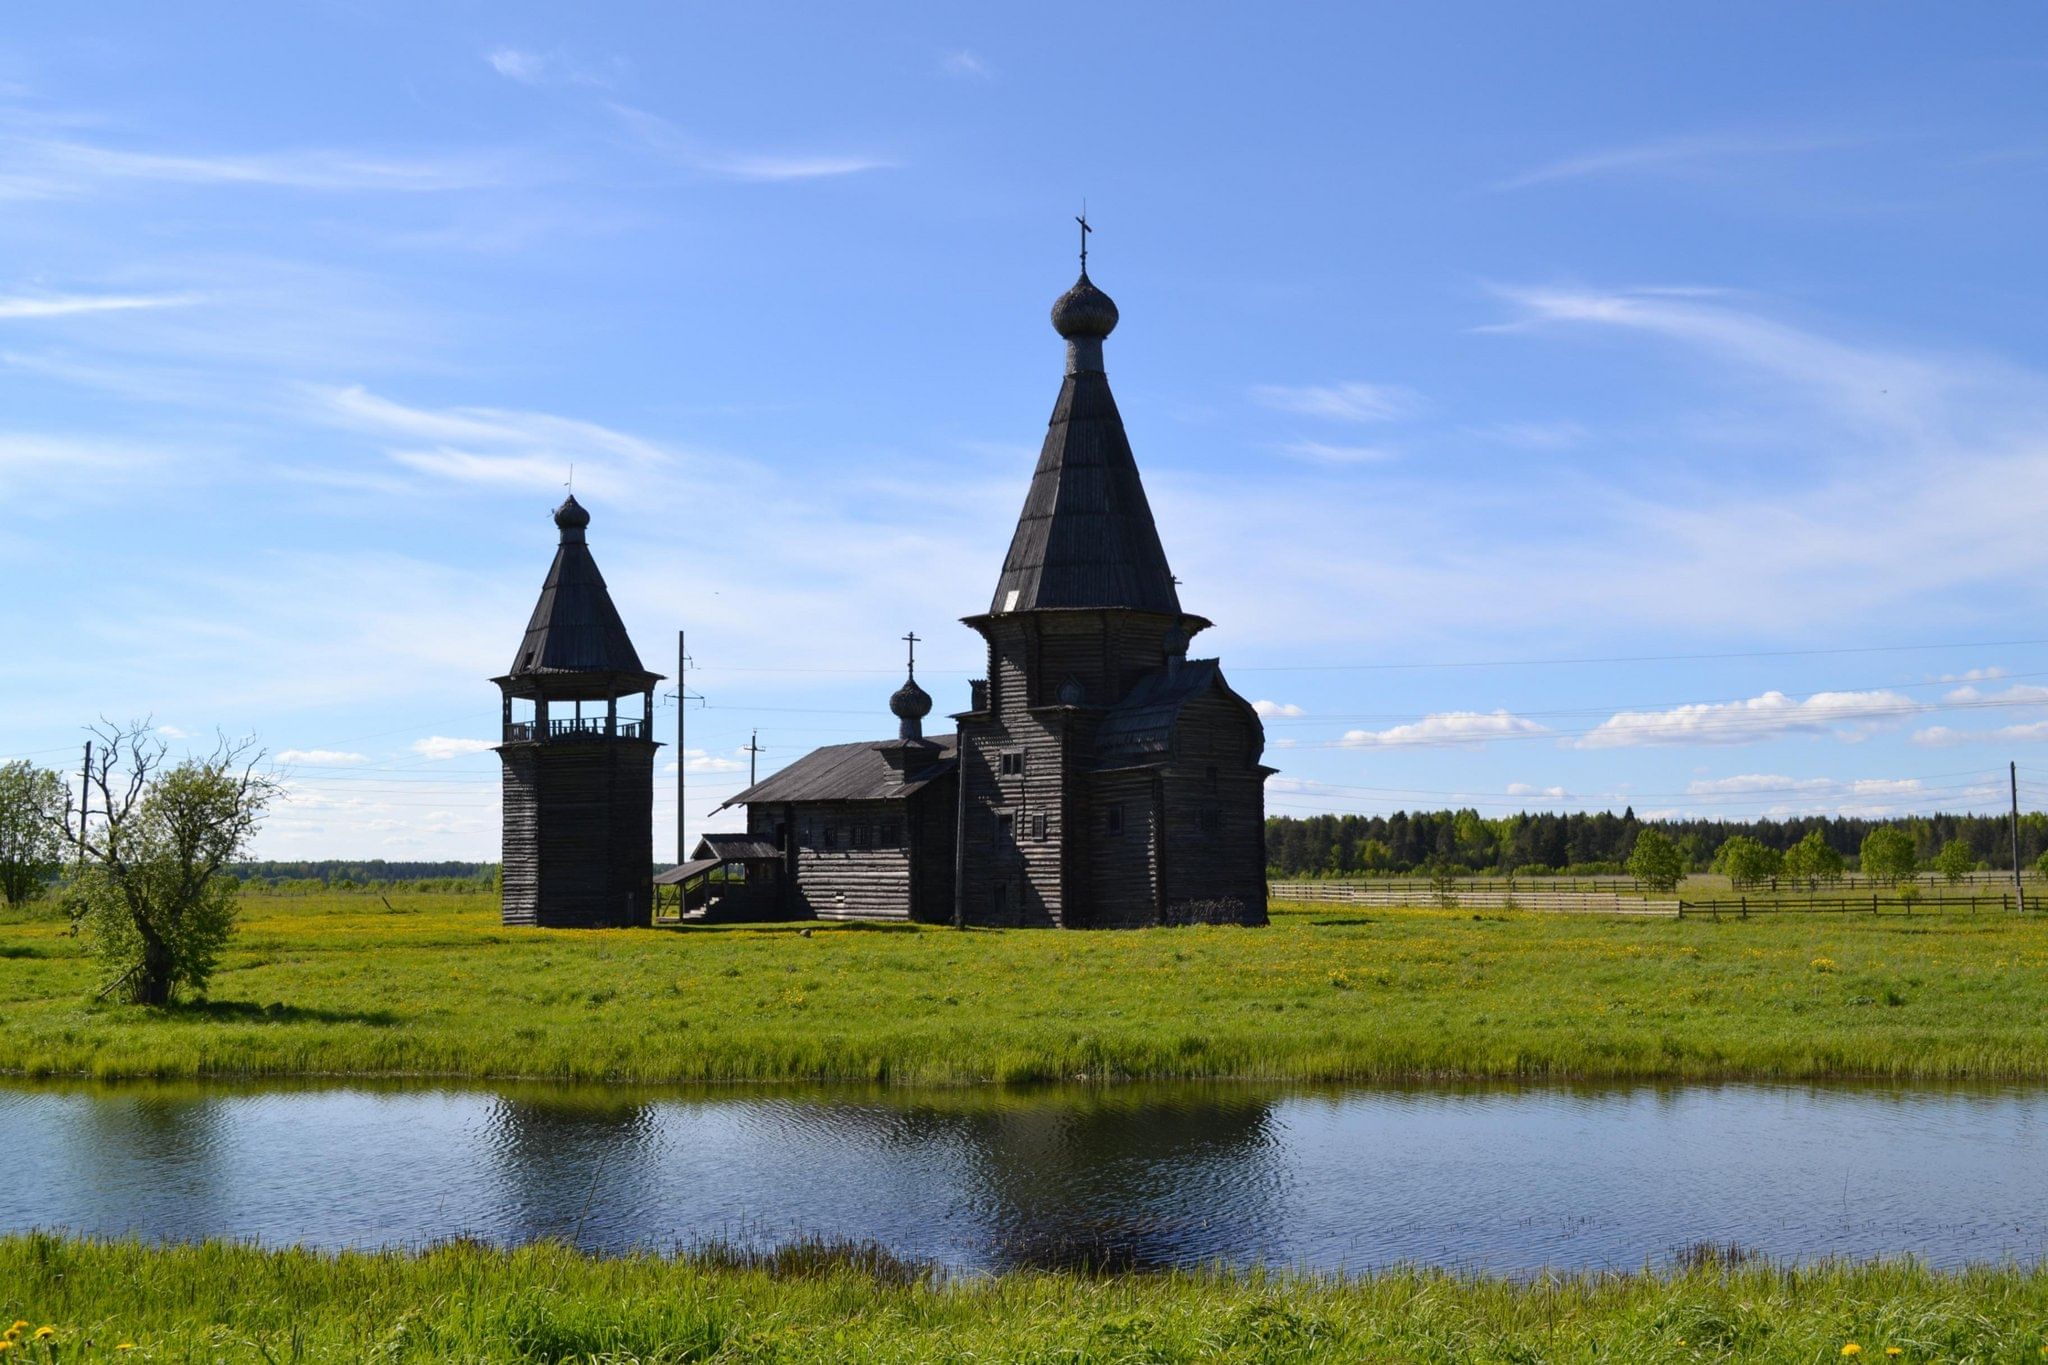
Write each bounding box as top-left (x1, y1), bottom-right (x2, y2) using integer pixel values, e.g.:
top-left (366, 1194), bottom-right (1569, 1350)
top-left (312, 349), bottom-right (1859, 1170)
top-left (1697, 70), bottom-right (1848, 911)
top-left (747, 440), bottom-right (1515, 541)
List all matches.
top-left (159, 999), bottom-right (402, 1027)
top-left (1308, 918), bottom-right (1378, 928)
top-left (658, 920), bottom-right (927, 936)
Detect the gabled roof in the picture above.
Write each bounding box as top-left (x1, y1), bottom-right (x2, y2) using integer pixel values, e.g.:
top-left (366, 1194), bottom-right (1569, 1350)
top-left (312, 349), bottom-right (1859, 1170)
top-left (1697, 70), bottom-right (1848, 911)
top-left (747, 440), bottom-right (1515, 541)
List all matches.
top-left (716, 734), bottom-right (958, 811)
top-left (695, 832), bottom-right (781, 862)
top-left (987, 276), bottom-right (1181, 617)
top-left (505, 497), bottom-right (657, 685)
top-left (1093, 659), bottom-right (1261, 766)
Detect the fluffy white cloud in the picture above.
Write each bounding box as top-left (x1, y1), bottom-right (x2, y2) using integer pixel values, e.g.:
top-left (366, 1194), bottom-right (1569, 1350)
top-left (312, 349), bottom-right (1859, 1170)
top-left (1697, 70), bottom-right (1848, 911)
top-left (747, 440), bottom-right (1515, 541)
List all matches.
top-left (277, 748), bottom-right (368, 765)
top-left (1576, 689), bottom-right (1922, 749)
top-left (662, 748), bottom-right (746, 774)
top-left (156, 724), bottom-right (190, 739)
top-left (1250, 381), bottom-right (1419, 423)
top-left (1506, 782), bottom-right (1570, 799)
top-left (411, 736), bottom-right (496, 760)
top-left (1341, 710), bottom-right (1547, 747)
top-left (1942, 682), bottom-right (2048, 704)
top-left (1912, 720), bottom-right (2048, 747)
top-left (1252, 699), bottom-right (1305, 718)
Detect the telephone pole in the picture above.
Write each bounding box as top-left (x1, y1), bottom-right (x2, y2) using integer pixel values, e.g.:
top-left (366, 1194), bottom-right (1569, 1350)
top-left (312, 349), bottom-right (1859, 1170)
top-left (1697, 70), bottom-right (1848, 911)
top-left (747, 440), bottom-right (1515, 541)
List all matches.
top-left (2012, 760), bottom-right (2027, 914)
top-left (677, 631), bottom-right (687, 865)
top-left (745, 730), bottom-right (762, 787)
top-left (76, 740), bottom-right (91, 849)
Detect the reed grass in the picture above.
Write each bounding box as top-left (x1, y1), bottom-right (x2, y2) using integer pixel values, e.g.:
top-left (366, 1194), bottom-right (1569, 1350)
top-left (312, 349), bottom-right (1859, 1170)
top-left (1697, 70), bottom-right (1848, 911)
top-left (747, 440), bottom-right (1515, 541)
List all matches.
top-left (3, 1233), bottom-right (2045, 1362)
top-left (2, 890), bottom-right (2045, 1085)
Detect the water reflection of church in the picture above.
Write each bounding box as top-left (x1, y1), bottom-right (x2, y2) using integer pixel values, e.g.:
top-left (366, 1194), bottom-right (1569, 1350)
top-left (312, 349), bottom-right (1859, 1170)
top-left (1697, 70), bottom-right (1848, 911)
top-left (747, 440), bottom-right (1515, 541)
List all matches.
top-left (494, 245), bottom-right (1273, 931)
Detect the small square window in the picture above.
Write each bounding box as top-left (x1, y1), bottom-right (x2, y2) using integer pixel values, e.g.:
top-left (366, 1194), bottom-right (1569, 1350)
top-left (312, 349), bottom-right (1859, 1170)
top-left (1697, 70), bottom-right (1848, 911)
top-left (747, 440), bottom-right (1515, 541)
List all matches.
top-left (850, 824), bottom-right (870, 850)
top-left (998, 811), bottom-right (1016, 839)
top-left (1031, 813), bottom-right (1048, 840)
top-left (1106, 804), bottom-right (1125, 837)
top-left (999, 751), bottom-right (1024, 777)
top-left (823, 826), bottom-right (838, 850)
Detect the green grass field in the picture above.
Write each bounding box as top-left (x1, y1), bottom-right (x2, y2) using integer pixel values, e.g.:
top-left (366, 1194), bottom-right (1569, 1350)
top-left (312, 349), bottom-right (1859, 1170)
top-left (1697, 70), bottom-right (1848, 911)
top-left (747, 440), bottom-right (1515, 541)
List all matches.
top-left (2, 1234), bottom-right (2044, 1363)
top-left (3, 888), bottom-right (2045, 1085)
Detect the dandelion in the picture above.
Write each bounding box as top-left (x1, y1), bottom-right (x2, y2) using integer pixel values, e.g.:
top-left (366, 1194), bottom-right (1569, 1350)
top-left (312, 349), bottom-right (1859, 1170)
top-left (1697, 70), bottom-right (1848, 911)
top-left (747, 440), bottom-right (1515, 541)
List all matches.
top-left (0, 1343), bottom-right (15, 1354)
top-left (30, 1329), bottom-right (50, 1342)
top-left (116, 1347), bottom-right (136, 1354)
top-left (1884, 1351), bottom-right (1902, 1359)
top-left (1842, 1346), bottom-right (1862, 1358)
top-left (5, 1325), bottom-right (20, 1334)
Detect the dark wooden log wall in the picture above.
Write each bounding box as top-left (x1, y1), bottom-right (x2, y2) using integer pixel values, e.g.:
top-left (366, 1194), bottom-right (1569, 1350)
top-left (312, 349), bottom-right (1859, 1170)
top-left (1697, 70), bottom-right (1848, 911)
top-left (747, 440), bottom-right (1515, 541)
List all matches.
top-left (1086, 768), bottom-right (1161, 927)
top-left (1158, 691), bottom-right (1269, 926)
top-left (498, 738), bottom-right (655, 928)
top-left (746, 793), bottom-right (951, 922)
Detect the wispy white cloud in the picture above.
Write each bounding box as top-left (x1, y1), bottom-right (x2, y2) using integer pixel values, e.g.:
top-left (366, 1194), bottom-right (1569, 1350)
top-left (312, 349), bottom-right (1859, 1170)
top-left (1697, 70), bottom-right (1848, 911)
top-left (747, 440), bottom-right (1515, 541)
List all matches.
top-left (485, 47), bottom-right (622, 89)
top-left (1577, 689), bottom-right (1923, 749)
top-left (277, 748), bottom-right (368, 766)
top-left (1341, 710), bottom-right (1547, 748)
top-left (0, 134), bottom-right (517, 199)
top-left (1251, 380), bottom-right (1418, 423)
top-left (411, 736), bottom-right (496, 760)
top-left (1942, 681), bottom-right (2048, 705)
top-left (156, 725), bottom-right (190, 740)
top-left (607, 103), bottom-right (894, 182)
top-left (1275, 440), bottom-right (1398, 466)
top-left (1252, 700), bottom-right (1304, 718)
top-left (1494, 131), bottom-right (1860, 192)
top-left (317, 385), bottom-right (679, 494)
top-left (941, 51), bottom-right (992, 80)
top-left (0, 292), bottom-right (198, 319)
top-left (1938, 666), bottom-right (2010, 685)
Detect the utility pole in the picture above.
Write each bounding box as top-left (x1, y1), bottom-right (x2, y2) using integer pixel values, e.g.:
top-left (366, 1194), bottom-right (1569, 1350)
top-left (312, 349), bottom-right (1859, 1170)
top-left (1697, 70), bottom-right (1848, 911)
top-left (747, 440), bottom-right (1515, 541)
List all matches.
top-left (2012, 760), bottom-right (2027, 914)
top-left (688, 630), bottom-right (696, 863)
top-left (745, 730), bottom-right (762, 788)
top-left (677, 631), bottom-right (687, 866)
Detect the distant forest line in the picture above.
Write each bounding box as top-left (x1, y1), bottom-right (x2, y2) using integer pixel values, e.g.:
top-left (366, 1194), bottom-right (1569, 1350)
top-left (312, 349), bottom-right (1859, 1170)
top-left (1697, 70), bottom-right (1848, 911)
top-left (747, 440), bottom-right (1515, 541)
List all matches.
top-left (1264, 810), bottom-right (2048, 879)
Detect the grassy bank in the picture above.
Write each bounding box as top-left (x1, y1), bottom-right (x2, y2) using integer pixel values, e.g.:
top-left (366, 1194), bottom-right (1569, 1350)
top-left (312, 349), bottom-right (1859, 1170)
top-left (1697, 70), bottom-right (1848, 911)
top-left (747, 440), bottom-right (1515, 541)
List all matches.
top-left (3, 1234), bottom-right (2045, 1362)
top-left (2, 890), bottom-right (2045, 1085)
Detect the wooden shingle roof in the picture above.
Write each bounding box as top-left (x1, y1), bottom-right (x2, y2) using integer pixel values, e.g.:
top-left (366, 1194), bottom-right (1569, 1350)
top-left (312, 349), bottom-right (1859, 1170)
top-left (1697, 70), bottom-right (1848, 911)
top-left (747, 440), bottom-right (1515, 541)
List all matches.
top-left (987, 275), bottom-right (1181, 617)
top-left (716, 735), bottom-right (958, 810)
top-left (502, 497), bottom-right (660, 694)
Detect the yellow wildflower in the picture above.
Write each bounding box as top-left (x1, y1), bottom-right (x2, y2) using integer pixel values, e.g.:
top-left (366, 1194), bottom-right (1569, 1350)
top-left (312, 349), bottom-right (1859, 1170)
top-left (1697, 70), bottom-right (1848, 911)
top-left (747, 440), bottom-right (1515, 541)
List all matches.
top-left (1842, 1347), bottom-right (1862, 1358)
top-left (30, 1328), bottom-right (50, 1341)
top-left (4, 1324), bottom-right (20, 1334)
top-left (1885, 1351), bottom-right (1902, 1359)
top-left (116, 1347), bottom-right (136, 1354)
top-left (1, 1342), bottom-right (15, 1354)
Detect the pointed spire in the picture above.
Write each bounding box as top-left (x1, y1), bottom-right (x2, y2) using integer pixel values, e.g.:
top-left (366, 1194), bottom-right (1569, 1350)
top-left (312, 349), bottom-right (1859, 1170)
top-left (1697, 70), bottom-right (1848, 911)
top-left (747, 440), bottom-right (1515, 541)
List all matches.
top-left (987, 242), bottom-right (1180, 617)
top-left (508, 497), bottom-right (652, 679)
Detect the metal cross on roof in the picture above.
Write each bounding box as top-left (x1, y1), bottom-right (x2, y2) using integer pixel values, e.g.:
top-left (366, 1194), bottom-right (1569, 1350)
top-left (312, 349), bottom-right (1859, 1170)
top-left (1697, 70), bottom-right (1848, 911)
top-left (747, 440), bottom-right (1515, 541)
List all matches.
top-left (1075, 207), bottom-right (1091, 272)
top-left (902, 630), bottom-right (920, 678)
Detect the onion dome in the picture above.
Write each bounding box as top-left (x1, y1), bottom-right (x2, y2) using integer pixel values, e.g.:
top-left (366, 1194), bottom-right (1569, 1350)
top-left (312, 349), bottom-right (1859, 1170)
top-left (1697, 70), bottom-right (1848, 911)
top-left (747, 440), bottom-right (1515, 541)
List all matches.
top-left (890, 673), bottom-right (933, 741)
top-left (553, 494), bottom-right (591, 540)
top-left (1051, 272), bottom-right (1119, 341)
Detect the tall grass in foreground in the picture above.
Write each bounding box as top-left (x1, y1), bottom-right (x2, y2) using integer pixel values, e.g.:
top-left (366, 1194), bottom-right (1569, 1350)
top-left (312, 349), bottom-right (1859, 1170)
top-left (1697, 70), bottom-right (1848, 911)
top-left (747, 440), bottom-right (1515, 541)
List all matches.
top-left (3, 1234), bottom-right (2046, 1362)
top-left (3, 891), bottom-right (2047, 1085)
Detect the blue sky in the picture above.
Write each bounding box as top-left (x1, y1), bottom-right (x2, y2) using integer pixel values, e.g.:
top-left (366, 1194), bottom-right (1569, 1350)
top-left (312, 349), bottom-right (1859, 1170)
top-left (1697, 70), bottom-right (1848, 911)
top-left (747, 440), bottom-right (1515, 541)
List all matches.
top-left (6, 3), bottom-right (2048, 860)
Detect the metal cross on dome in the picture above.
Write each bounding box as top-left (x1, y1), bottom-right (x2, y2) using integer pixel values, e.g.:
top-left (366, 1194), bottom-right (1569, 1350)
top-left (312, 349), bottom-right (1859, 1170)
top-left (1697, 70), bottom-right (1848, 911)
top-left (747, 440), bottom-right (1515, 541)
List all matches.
top-left (1076, 207), bottom-right (1091, 271)
top-left (902, 631), bottom-right (920, 678)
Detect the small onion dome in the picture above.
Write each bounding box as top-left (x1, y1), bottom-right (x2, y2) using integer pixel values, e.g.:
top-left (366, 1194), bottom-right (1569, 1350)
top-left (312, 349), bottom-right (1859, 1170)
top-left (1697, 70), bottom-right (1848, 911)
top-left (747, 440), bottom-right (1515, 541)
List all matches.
top-left (890, 675), bottom-right (933, 724)
top-left (553, 494), bottom-right (591, 532)
top-left (1051, 272), bottom-right (1119, 341)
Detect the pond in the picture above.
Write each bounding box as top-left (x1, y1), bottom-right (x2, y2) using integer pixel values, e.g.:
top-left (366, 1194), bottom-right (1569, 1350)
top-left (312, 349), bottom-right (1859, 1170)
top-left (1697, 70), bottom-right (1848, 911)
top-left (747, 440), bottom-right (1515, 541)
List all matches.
top-left (4, 1080), bottom-right (2044, 1274)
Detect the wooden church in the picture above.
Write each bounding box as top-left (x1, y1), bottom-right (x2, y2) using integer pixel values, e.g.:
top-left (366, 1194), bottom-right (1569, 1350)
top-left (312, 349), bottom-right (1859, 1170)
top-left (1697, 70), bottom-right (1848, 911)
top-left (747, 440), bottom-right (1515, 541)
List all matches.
top-left (498, 248), bottom-right (1271, 929)
top-left (713, 256), bottom-right (1272, 928)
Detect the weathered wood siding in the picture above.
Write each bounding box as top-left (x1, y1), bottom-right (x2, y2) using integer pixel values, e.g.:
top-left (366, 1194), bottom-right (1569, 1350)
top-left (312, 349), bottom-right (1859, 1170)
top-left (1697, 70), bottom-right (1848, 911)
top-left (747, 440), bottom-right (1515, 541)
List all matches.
top-left (1086, 768), bottom-right (1161, 927)
top-left (498, 737), bottom-right (656, 928)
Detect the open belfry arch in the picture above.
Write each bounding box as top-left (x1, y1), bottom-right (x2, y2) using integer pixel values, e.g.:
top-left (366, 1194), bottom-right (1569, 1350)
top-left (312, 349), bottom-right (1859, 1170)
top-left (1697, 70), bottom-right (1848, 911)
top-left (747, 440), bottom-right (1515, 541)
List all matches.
top-left (494, 496), bottom-right (662, 928)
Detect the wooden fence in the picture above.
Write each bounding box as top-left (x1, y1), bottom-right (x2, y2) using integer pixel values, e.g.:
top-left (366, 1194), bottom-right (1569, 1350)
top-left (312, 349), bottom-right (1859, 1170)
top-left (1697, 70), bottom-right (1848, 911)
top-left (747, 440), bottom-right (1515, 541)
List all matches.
top-left (1271, 882), bottom-right (1679, 917)
top-left (1675, 892), bottom-right (2023, 919)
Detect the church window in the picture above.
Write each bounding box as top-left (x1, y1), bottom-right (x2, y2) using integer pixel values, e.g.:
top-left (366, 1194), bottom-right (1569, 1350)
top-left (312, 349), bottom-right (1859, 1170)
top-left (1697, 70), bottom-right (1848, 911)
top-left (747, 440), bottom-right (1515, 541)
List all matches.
top-left (998, 811), bottom-right (1016, 840)
top-left (999, 750), bottom-right (1024, 776)
top-left (878, 823), bottom-right (902, 848)
top-left (1200, 807), bottom-right (1221, 834)
top-left (1106, 804), bottom-right (1125, 837)
top-left (823, 825), bottom-right (838, 850)
top-left (1032, 813), bottom-right (1048, 840)
top-left (850, 824), bottom-right (870, 850)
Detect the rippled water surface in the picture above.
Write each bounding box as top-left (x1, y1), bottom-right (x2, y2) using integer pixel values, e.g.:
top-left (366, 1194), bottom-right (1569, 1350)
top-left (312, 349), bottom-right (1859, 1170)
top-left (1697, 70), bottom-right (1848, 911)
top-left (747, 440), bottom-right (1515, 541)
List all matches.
top-left (5, 1081), bottom-right (2044, 1273)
